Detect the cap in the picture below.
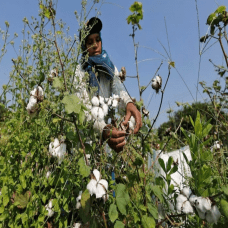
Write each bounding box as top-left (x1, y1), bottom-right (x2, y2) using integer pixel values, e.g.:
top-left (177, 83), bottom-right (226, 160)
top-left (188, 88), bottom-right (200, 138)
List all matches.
top-left (80, 17), bottom-right (102, 41)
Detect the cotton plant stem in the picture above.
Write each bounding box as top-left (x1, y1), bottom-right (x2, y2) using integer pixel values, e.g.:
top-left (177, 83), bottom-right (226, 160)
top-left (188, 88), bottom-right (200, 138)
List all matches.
top-left (146, 117), bottom-right (183, 174)
top-left (156, 214), bottom-right (185, 228)
top-left (219, 28), bottom-right (228, 68)
top-left (73, 116), bottom-right (89, 166)
top-left (144, 65), bottom-right (171, 142)
top-left (51, 17), bottom-right (67, 91)
top-left (131, 26), bottom-right (141, 100)
top-left (102, 210), bottom-right (108, 228)
top-left (141, 61), bottom-right (163, 93)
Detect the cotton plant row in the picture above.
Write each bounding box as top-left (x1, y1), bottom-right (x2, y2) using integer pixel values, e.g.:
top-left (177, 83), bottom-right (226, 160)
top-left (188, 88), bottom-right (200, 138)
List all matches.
top-left (176, 187), bottom-right (221, 224)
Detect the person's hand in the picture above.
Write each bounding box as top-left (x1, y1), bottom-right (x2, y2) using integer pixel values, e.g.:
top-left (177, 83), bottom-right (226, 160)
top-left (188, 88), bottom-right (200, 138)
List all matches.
top-left (122, 102), bottom-right (142, 134)
top-left (102, 124), bottom-right (126, 153)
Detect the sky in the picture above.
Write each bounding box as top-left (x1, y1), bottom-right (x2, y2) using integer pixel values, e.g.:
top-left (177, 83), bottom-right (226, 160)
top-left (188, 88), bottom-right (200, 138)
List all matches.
top-left (0, 0), bottom-right (227, 127)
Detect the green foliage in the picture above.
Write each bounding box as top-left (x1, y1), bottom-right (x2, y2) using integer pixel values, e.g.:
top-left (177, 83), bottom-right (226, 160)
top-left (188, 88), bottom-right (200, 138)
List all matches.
top-left (127, 2), bottom-right (143, 29)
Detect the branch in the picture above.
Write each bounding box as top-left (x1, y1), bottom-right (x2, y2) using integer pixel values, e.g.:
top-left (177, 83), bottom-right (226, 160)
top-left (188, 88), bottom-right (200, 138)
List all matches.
top-left (51, 17), bottom-right (67, 91)
top-left (141, 61), bottom-right (163, 93)
top-left (144, 65), bottom-right (171, 141)
top-left (131, 25), bottom-right (141, 100)
top-left (218, 27), bottom-right (228, 68)
top-left (72, 116), bottom-right (88, 166)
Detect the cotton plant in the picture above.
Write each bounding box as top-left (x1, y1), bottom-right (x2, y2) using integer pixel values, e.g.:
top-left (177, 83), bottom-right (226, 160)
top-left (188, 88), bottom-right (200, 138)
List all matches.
top-left (49, 138), bottom-right (66, 164)
top-left (45, 200), bottom-right (54, 217)
top-left (87, 169), bottom-right (108, 202)
top-left (26, 86), bottom-right (44, 114)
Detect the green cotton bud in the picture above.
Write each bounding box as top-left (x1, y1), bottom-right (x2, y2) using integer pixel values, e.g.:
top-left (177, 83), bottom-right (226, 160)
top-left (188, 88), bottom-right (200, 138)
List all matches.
top-left (2, 85), bottom-right (7, 90)
top-left (10, 41), bottom-right (14, 45)
top-left (14, 33), bottom-right (18, 37)
top-left (23, 17), bottom-right (29, 24)
top-left (5, 21), bottom-right (9, 27)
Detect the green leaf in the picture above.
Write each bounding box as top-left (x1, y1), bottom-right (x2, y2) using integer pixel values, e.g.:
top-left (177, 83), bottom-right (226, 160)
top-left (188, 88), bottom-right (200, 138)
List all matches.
top-left (114, 220), bottom-right (125, 228)
top-left (166, 156), bottom-right (173, 172)
top-left (148, 203), bottom-right (158, 219)
top-left (215, 6), bottom-right (226, 14)
top-left (62, 94), bottom-right (81, 114)
top-left (142, 215), bottom-right (155, 228)
top-left (221, 199), bottom-right (228, 218)
top-left (78, 157), bottom-right (91, 178)
top-left (222, 186), bottom-right (228, 196)
top-left (207, 13), bottom-right (216, 25)
top-left (109, 204), bottom-right (118, 223)
top-left (168, 184), bottom-right (174, 195)
top-left (151, 185), bottom-right (163, 202)
top-left (116, 184), bottom-right (130, 215)
top-left (158, 158), bottom-right (166, 173)
top-left (194, 111), bottom-right (202, 138)
top-left (80, 189), bottom-right (91, 223)
top-left (169, 165), bottom-right (178, 175)
top-left (78, 110), bottom-right (85, 124)
top-left (53, 77), bottom-right (63, 89)
top-left (129, 2), bottom-right (143, 13)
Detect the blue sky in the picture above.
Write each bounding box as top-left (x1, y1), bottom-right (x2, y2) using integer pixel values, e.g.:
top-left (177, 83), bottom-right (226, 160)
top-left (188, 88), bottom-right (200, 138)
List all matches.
top-left (0, 0), bottom-right (227, 126)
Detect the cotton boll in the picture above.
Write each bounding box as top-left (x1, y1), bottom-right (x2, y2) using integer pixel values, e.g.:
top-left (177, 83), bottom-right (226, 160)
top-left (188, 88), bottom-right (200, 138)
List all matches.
top-left (91, 96), bottom-right (99, 106)
top-left (205, 205), bottom-right (221, 224)
top-left (93, 169), bottom-right (101, 181)
top-left (46, 171), bottom-right (51, 179)
top-left (57, 143), bottom-right (66, 164)
top-left (196, 208), bottom-right (206, 219)
top-left (91, 107), bottom-right (104, 121)
top-left (176, 194), bottom-right (188, 213)
top-left (76, 191), bottom-right (82, 209)
top-left (112, 99), bottom-right (118, 108)
top-left (93, 120), bottom-right (106, 133)
top-left (37, 86), bottom-right (44, 101)
top-left (181, 187), bottom-right (192, 199)
top-left (189, 194), bottom-right (198, 205)
top-left (107, 97), bottom-right (113, 106)
top-left (182, 200), bottom-right (194, 214)
top-left (73, 223), bottom-right (81, 228)
top-left (87, 179), bottom-right (97, 196)
top-left (128, 116), bottom-right (136, 131)
top-left (102, 104), bottom-right (108, 116)
top-left (195, 197), bottom-right (212, 213)
top-left (96, 182), bottom-right (107, 199)
top-left (45, 200), bottom-right (54, 217)
top-left (99, 96), bottom-right (105, 105)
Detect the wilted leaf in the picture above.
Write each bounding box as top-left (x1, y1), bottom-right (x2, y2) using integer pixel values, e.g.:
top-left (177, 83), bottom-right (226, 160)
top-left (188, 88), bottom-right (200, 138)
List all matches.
top-left (14, 191), bottom-right (31, 209)
top-left (169, 61), bottom-right (175, 68)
